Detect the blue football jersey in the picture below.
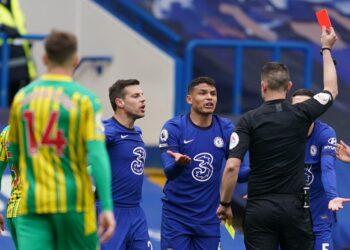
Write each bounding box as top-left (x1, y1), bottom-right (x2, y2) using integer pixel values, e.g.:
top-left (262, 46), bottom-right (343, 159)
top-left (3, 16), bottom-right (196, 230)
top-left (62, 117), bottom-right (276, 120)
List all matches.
top-left (159, 114), bottom-right (234, 224)
top-left (304, 120), bottom-right (337, 225)
top-left (104, 117), bottom-right (146, 207)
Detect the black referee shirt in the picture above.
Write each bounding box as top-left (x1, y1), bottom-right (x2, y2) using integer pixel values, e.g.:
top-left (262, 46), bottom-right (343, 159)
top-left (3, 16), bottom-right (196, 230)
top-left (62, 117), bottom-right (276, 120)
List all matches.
top-left (229, 92), bottom-right (333, 197)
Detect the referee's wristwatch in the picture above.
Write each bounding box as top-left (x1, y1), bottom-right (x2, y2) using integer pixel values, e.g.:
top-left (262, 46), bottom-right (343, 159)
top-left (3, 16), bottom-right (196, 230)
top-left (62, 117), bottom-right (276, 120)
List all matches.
top-left (320, 47), bottom-right (331, 55)
top-left (320, 47), bottom-right (337, 65)
top-left (220, 200), bottom-right (231, 208)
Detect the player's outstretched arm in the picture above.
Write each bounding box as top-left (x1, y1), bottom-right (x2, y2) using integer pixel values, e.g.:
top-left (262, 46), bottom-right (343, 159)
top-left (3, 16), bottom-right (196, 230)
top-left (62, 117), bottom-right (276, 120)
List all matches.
top-left (160, 150), bottom-right (191, 180)
top-left (166, 150), bottom-right (191, 165)
top-left (328, 197), bottom-right (350, 211)
top-left (336, 140), bottom-right (350, 163)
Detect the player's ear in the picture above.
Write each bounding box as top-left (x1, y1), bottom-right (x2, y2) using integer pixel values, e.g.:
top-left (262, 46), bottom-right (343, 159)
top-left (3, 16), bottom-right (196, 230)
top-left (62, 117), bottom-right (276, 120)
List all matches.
top-left (287, 81), bottom-right (293, 91)
top-left (115, 98), bottom-right (124, 109)
top-left (261, 80), bottom-right (267, 92)
top-left (42, 53), bottom-right (49, 66)
top-left (186, 94), bottom-right (192, 105)
top-left (72, 53), bottom-right (80, 69)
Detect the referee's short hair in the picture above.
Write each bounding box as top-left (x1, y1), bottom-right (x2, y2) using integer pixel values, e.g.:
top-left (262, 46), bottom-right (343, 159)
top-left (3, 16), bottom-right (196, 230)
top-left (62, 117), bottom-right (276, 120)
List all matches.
top-left (187, 76), bottom-right (216, 94)
top-left (261, 62), bottom-right (290, 91)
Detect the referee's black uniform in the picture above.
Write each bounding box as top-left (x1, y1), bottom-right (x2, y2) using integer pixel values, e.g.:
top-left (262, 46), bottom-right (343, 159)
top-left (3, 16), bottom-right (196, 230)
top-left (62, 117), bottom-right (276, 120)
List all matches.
top-left (229, 91), bottom-right (333, 250)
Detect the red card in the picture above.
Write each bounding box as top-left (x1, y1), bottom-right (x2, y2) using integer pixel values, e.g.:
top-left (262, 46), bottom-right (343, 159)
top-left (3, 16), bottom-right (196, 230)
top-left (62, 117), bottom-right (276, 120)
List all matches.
top-left (316, 9), bottom-right (332, 28)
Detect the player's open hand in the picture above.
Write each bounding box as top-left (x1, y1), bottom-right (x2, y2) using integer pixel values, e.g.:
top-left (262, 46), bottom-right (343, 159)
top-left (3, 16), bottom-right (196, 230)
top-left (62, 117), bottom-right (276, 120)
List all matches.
top-left (336, 140), bottom-right (350, 163)
top-left (0, 214), bottom-right (4, 236)
top-left (217, 205), bottom-right (233, 225)
top-left (98, 211), bottom-right (116, 243)
top-left (167, 150), bottom-right (191, 165)
top-left (321, 26), bottom-right (337, 49)
top-left (328, 197), bottom-right (350, 211)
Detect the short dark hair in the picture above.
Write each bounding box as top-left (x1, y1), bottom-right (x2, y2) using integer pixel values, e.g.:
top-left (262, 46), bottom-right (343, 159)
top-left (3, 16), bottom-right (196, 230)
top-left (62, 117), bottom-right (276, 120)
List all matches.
top-left (291, 89), bottom-right (315, 98)
top-left (44, 30), bottom-right (77, 65)
top-left (261, 62), bottom-right (290, 91)
top-left (109, 79), bottom-right (140, 111)
top-left (187, 76), bottom-right (216, 94)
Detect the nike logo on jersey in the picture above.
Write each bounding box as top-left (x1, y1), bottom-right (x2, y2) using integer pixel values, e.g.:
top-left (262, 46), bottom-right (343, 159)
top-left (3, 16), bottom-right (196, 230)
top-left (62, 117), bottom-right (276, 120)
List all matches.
top-left (121, 135), bottom-right (129, 139)
top-left (184, 139), bottom-right (194, 144)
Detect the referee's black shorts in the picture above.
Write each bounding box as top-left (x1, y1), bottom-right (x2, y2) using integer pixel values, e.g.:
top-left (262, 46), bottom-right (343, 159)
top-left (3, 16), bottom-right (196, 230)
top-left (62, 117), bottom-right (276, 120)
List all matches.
top-left (243, 193), bottom-right (314, 250)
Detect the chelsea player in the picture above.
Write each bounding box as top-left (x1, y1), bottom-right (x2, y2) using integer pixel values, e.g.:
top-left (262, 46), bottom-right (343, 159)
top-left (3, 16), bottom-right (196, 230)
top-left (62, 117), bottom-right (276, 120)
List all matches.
top-left (159, 77), bottom-right (234, 250)
top-left (97, 79), bottom-right (152, 250)
top-left (292, 89), bottom-right (350, 250)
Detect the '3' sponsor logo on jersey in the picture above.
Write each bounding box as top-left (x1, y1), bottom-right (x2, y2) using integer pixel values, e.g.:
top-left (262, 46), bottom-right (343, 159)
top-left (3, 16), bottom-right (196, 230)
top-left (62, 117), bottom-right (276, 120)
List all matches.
top-left (131, 147), bottom-right (146, 175)
top-left (192, 153), bottom-right (214, 182)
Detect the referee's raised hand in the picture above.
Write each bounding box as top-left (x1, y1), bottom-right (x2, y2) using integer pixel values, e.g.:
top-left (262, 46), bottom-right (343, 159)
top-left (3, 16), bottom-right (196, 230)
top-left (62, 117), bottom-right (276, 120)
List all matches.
top-left (320, 26), bottom-right (337, 49)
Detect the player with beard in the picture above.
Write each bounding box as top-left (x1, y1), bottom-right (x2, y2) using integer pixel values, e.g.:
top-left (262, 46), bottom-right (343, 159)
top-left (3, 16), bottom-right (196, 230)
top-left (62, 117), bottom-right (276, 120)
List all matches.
top-left (217, 27), bottom-right (338, 250)
top-left (159, 76), bottom-right (235, 250)
top-left (96, 79), bottom-right (152, 250)
top-left (237, 88), bottom-right (350, 250)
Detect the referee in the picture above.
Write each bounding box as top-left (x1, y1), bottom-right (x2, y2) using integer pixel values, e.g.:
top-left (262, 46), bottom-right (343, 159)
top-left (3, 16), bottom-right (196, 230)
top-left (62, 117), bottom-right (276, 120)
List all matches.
top-left (217, 27), bottom-right (338, 250)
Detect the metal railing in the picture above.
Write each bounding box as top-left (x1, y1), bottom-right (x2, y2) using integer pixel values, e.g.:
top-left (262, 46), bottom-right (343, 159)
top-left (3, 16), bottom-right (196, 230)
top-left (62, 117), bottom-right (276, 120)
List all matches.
top-left (92, 0), bottom-right (184, 116)
top-left (93, 0), bottom-right (182, 55)
top-left (1, 32), bottom-right (313, 116)
top-left (0, 33), bottom-right (46, 107)
top-left (179, 39), bottom-right (313, 115)
top-left (91, 1), bottom-right (314, 116)
top-left (0, 32), bottom-right (113, 108)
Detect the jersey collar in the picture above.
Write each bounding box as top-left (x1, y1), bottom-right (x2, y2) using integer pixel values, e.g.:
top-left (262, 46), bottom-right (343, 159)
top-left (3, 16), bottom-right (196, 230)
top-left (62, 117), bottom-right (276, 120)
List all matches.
top-left (264, 98), bottom-right (285, 104)
top-left (41, 74), bottom-right (73, 82)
